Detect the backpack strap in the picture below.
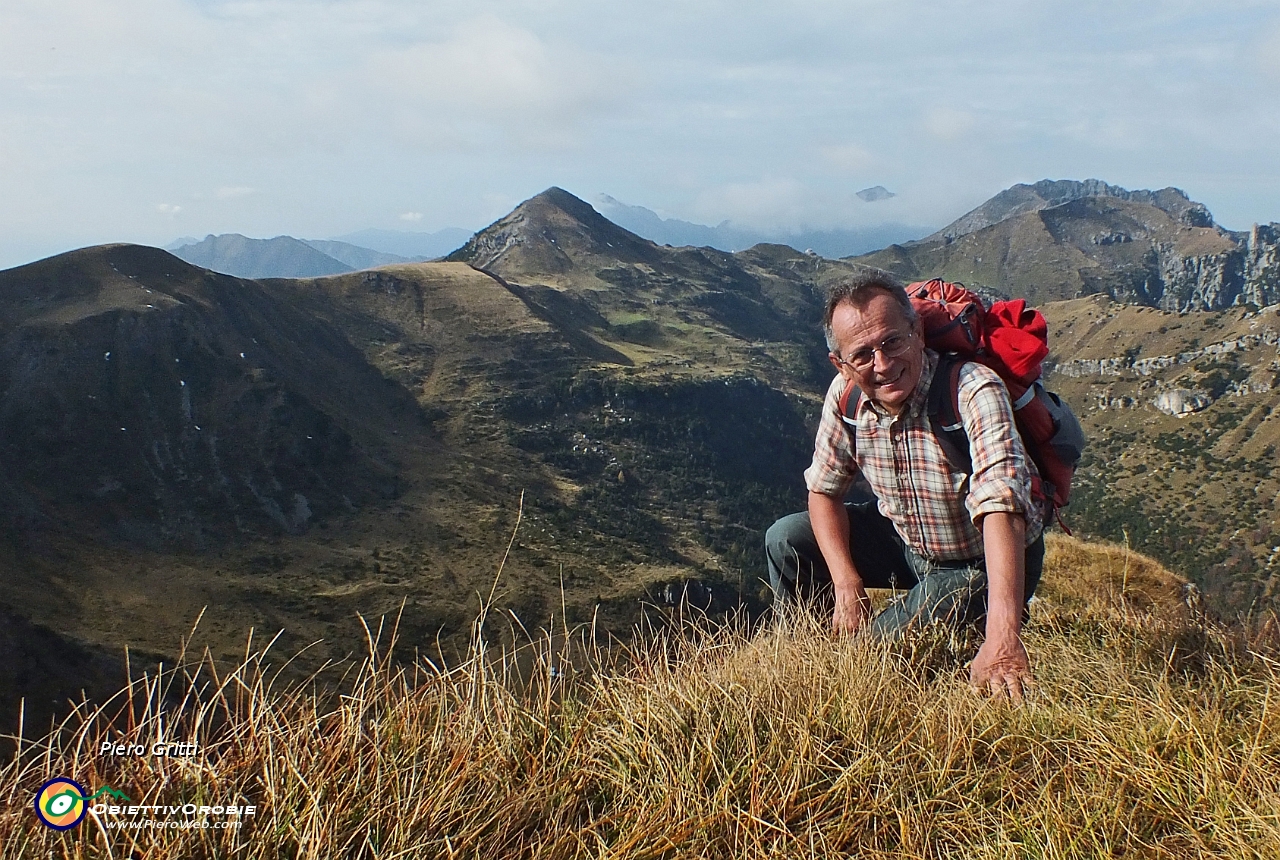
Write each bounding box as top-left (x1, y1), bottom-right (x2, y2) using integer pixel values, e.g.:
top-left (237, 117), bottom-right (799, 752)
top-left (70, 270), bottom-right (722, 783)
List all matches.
top-left (925, 354), bottom-right (973, 475)
top-left (837, 356), bottom-right (973, 475)
top-left (837, 379), bottom-right (861, 428)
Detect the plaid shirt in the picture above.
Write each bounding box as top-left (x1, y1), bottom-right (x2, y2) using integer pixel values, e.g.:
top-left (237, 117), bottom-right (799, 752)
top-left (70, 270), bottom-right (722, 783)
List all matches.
top-left (804, 350), bottom-right (1043, 562)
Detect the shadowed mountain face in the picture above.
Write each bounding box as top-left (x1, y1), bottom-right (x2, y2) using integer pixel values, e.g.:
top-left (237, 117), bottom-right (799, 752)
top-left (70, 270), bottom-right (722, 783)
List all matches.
top-left (0, 245), bottom-right (416, 549)
top-left (857, 179), bottom-right (1280, 312)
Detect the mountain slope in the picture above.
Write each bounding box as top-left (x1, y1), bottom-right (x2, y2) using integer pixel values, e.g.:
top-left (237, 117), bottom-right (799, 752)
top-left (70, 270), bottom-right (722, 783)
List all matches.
top-left (0, 193), bottom-right (864, 696)
top-left (0, 244), bottom-right (420, 548)
top-left (447, 187), bottom-right (664, 275)
top-left (922, 179), bottom-right (1214, 243)
top-left (1041, 296), bottom-right (1280, 608)
top-left (171, 234), bottom-right (354, 278)
top-left (301, 240), bottom-right (410, 270)
top-left (0, 245), bottom-right (458, 688)
top-left (446, 187), bottom-right (871, 367)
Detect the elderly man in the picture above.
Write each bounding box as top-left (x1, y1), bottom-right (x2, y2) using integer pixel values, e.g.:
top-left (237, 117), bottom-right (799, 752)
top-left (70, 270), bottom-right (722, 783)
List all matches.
top-left (765, 271), bottom-right (1044, 699)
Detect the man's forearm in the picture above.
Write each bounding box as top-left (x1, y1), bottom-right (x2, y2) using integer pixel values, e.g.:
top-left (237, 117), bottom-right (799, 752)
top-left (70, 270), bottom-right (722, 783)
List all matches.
top-left (808, 490), bottom-right (861, 591)
top-left (971, 511), bottom-right (1033, 698)
top-left (981, 511), bottom-right (1026, 639)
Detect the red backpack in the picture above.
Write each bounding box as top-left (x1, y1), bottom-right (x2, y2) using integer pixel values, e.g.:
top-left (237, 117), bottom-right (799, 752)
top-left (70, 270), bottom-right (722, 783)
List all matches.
top-left (838, 278), bottom-right (1086, 526)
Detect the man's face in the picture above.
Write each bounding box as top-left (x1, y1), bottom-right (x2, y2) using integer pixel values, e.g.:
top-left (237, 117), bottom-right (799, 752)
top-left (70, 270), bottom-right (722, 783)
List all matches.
top-left (828, 291), bottom-right (925, 416)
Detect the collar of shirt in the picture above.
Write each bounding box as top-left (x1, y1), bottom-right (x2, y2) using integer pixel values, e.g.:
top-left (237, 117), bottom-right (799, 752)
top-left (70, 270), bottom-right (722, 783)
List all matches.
top-left (855, 348), bottom-right (939, 421)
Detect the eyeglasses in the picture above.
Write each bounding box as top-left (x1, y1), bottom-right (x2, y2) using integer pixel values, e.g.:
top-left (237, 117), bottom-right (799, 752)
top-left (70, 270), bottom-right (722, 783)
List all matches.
top-left (834, 332), bottom-right (914, 371)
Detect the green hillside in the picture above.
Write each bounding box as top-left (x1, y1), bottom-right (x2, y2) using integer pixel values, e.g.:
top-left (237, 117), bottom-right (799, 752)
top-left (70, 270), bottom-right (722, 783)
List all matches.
top-left (1043, 296), bottom-right (1280, 610)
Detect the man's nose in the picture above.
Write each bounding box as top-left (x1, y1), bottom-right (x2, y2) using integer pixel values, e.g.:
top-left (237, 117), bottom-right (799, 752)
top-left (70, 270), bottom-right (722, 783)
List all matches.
top-left (872, 348), bottom-right (896, 373)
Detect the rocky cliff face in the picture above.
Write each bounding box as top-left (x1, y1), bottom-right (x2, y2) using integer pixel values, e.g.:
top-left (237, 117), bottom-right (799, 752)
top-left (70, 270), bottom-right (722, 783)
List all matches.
top-left (1153, 245), bottom-right (1246, 311)
top-left (924, 179), bottom-right (1213, 244)
top-left (1146, 224), bottom-right (1280, 312)
top-left (1244, 224), bottom-right (1280, 307)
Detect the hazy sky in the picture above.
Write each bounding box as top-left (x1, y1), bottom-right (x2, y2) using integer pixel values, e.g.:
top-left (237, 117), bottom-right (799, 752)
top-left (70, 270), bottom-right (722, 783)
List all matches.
top-left (4, 0), bottom-right (1280, 268)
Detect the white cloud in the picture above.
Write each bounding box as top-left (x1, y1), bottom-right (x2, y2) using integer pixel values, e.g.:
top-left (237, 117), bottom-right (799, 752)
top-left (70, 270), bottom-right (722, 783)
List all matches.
top-left (692, 178), bottom-right (808, 230)
top-left (820, 143), bottom-right (876, 174)
top-left (399, 211), bottom-right (423, 222)
top-left (358, 13), bottom-right (620, 149)
top-left (3, 0), bottom-right (1280, 266)
top-left (215, 186), bottom-right (256, 199)
top-left (923, 107), bottom-right (977, 141)
top-left (156, 204), bottom-right (182, 214)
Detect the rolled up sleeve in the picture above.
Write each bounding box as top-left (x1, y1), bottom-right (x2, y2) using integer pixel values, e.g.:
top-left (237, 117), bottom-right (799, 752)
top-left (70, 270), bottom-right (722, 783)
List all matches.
top-left (803, 374), bottom-right (860, 498)
top-left (956, 363), bottom-right (1041, 534)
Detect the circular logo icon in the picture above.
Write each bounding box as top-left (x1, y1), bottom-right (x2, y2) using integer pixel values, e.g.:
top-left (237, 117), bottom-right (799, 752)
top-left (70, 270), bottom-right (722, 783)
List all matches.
top-left (34, 777), bottom-right (88, 830)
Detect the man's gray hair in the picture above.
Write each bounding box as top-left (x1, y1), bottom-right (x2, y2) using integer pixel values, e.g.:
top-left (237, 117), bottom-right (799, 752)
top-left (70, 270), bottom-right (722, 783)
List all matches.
top-left (822, 269), bottom-right (918, 353)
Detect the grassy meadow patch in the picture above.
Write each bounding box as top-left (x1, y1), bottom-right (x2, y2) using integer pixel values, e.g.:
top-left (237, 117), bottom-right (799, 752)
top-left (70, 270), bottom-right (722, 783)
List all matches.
top-left (3, 536), bottom-right (1277, 858)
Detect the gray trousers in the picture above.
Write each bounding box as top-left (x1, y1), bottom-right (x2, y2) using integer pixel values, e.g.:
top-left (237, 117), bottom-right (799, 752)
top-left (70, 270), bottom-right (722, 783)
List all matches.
top-left (764, 500), bottom-right (1043, 638)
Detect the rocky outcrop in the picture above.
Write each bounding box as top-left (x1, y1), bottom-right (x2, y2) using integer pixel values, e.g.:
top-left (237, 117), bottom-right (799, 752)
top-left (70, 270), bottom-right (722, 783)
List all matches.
top-left (1145, 225), bottom-right (1280, 312)
top-left (1049, 325), bottom-right (1280, 380)
top-left (924, 179), bottom-right (1211, 243)
top-left (1153, 389), bottom-right (1213, 416)
top-left (1244, 224), bottom-right (1280, 308)
top-left (1154, 246), bottom-right (1246, 312)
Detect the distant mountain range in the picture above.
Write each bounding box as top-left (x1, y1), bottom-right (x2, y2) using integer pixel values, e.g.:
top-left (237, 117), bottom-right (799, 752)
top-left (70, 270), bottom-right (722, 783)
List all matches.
top-left (300, 240), bottom-right (412, 271)
top-left (592, 194), bottom-right (928, 258)
top-left (166, 198), bottom-right (931, 280)
top-left (167, 231), bottom-right (476, 279)
top-left (168, 234), bottom-right (410, 278)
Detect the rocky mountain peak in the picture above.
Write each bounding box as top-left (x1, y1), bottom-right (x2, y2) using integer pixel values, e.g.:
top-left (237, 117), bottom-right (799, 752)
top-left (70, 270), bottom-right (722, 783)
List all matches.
top-left (445, 187), bottom-right (661, 277)
top-left (855, 177), bottom-right (1280, 311)
top-left (924, 179), bottom-right (1212, 244)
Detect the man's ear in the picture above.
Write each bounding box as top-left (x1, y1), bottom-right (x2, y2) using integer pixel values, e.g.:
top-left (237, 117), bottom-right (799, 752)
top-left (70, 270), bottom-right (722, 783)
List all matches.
top-left (828, 352), bottom-right (847, 374)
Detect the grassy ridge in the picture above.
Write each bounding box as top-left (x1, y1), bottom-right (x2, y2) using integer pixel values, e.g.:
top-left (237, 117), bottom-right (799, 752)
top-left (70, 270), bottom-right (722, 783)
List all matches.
top-left (2, 536), bottom-right (1277, 858)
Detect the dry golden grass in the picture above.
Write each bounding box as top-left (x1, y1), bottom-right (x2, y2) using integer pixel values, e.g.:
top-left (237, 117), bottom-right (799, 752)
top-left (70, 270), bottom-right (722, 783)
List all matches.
top-left (3, 537), bottom-right (1278, 859)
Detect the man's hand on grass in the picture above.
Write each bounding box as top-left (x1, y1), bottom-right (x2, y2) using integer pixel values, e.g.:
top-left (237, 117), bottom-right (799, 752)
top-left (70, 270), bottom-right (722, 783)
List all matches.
top-left (969, 634), bottom-right (1034, 702)
top-left (831, 587), bottom-right (872, 636)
